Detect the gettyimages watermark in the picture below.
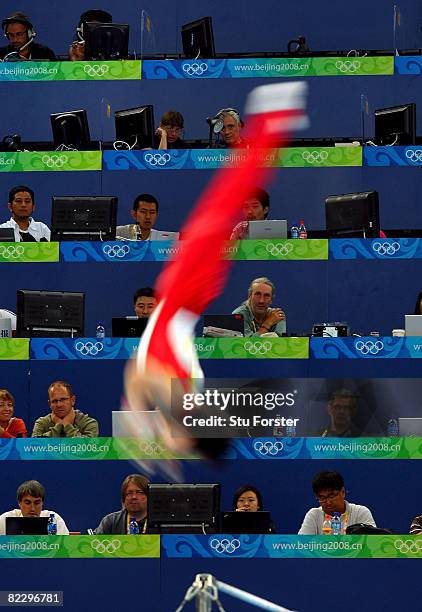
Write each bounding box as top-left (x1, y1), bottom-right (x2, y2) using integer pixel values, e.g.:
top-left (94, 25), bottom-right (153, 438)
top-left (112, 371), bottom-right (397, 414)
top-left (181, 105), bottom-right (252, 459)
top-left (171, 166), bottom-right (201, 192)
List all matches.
top-left (170, 379), bottom-right (302, 438)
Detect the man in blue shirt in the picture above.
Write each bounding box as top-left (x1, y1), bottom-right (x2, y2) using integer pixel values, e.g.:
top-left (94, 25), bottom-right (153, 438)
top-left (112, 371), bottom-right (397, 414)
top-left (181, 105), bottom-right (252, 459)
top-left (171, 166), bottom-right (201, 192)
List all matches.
top-left (232, 276), bottom-right (286, 336)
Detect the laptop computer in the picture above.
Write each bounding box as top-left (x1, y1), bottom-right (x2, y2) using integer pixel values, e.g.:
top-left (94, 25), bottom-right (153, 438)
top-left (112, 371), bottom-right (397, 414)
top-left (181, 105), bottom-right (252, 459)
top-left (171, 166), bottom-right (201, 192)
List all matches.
top-left (202, 314), bottom-right (244, 338)
top-left (0, 228), bottom-right (15, 242)
top-left (398, 418), bottom-right (422, 436)
top-left (6, 516), bottom-right (49, 535)
top-left (112, 317), bottom-right (148, 338)
top-left (221, 511), bottom-right (273, 534)
top-left (154, 230), bottom-right (180, 241)
top-left (405, 315), bottom-right (422, 336)
top-left (248, 220), bottom-right (288, 239)
top-left (112, 410), bottom-right (161, 437)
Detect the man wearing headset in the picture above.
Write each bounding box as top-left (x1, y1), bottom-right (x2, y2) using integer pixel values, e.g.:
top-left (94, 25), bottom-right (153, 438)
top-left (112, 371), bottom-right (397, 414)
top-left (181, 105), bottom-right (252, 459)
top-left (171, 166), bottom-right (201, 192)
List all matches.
top-left (212, 108), bottom-right (249, 148)
top-left (0, 12), bottom-right (56, 61)
top-left (69, 9), bottom-right (112, 61)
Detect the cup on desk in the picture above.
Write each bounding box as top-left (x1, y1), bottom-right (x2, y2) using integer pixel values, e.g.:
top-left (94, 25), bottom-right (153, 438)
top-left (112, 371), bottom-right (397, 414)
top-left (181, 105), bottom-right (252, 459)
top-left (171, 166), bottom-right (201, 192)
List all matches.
top-left (392, 329), bottom-right (405, 337)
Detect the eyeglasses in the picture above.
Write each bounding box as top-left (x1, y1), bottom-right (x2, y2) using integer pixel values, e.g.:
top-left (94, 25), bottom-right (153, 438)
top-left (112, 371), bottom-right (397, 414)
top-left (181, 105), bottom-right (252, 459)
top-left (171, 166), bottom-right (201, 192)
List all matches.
top-left (50, 397), bottom-right (71, 405)
top-left (316, 491), bottom-right (341, 503)
top-left (162, 125), bottom-right (182, 134)
top-left (7, 30), bottom-right (27, 40)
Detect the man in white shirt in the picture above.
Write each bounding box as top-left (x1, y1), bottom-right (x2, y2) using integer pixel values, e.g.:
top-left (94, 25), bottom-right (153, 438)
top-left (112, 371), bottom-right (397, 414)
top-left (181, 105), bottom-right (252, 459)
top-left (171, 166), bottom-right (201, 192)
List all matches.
top-left (0, 185), bottom-right (50, 242)
top-left (0, 479), bottom-right (69, 535)
top-left (298, 470), bottom-right (376, 534)
top-left (116, 193), bottom-right (161, 241)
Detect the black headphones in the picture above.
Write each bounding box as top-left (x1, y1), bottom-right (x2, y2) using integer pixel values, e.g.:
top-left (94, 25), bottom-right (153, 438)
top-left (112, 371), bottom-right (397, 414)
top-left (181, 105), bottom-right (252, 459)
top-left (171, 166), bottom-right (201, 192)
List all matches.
top-left (76, 9), bottom-right (112, 41)
top-left (216, 107), bottom-right (244, 127)
top-left (2, 12), bottom-right (35, 41)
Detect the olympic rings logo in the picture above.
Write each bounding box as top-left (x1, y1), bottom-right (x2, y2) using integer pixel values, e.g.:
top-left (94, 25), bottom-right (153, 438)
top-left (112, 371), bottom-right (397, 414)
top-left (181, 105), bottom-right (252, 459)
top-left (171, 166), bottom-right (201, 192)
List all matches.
top-left (102, 244), bottom-right (130, 258)
top-left (182, 62), bottom-right (208, 76)
top-left (244, 341), bottom-right (272, 355)
top-left (405, 149), bottom-right (422, 163)
top-left (372, 242), bottom-right (400, 256)
top-left (302, 150), bottom-right (328, 164)
top-left (74, 341), bottom-right (104, 356)
top-left (266, 242), bottom-right (293, 257)
top-left (253, 440), bottom-right (284, 456)
top-left (138, 441), bottom-right (166, 455)
top-left (394, 539), bottom-right (422, 554)
top-left (0, 245), bottom-right (24, 258)
top-left (84, 64), bottom-right (109, 77)
top-left (209, 538), bottom-right (241, 554)
top-left (335, 60), bottom-right (361, 73)
top-left (91, 539), bottom-right (122, 554)
top-left (354, 340), bottom-right (384, 355)
top-left (144, 153), bottom-right (171, 167)
top-left (42, 155), bottom-right (68, 168)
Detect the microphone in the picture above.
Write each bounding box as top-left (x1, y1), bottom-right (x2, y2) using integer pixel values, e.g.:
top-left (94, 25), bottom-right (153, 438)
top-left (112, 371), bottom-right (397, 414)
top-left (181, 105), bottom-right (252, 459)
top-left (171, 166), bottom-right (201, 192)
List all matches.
top-left (206, 115), bottom-right (224, 134)
top-left (18, 31), bottom-right (36, 52)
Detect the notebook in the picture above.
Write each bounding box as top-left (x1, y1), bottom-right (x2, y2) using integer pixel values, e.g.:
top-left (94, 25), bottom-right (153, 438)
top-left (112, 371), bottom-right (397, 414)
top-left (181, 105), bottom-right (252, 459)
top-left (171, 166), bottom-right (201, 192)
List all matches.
top-left (248, 220), bottom-right (288, 239)
top-left (405, 315), bottom-right (422, 336)
top-left (221, 511), bottom-right (273, 534)
top-left (6, 516), bottom-right (49, 535)
top-left (111, 317), bottom-right (148, 338)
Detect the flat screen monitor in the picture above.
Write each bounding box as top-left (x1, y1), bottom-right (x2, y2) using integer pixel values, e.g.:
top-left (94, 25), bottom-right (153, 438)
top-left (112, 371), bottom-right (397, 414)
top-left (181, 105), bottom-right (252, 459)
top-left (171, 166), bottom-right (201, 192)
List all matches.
top-left (325, 190), bottom-right (380, 238)
top-left (84, 22), bottom-right (129, 60)
top-left (148, 484), bottom-right (220, 533)
top-left (115, 105), bottom-right (155, 149)
top-left (221, 511), bottom-right (273, 534)
top-left (17, 290), bottom-right (85, 338)
top-left (5, 517), bottom-right (49, 536)
top-left (181, 17), bottom-right (215, 58)
top-left (374, 103), bottom-right (416, 145)
top-left (51, 196), bottom-right (117, 241)
top-left (50, 109), bottom-right (91, 150)
top-left (0, 228), bottom-right (15, 242)
top-left (111, 316), bottom-right (148, 337)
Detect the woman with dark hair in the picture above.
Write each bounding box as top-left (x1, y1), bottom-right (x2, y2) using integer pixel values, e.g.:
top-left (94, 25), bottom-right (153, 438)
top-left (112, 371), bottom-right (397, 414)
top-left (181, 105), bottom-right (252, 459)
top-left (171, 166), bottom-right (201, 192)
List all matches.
top-left (232, 485), bottom-right (263, 512)
top-left (414, 291), bottom-right (422, 315)
top-left (0, 389), bottom-right (27, 438)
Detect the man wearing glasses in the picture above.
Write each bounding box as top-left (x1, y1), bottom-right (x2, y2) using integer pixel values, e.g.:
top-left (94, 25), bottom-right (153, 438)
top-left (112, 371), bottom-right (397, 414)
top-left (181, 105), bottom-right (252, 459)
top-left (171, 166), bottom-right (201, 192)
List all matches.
top-left (298, 471), bottom-right (376, 534)
top-left (93, 474), bottom-right (149, 534)
top-left (31, 380), bottom-right (99, 438)
top-left (0, 12), bottom-right (56, 61)
top-left (155, 111), bottom-right (188, 149)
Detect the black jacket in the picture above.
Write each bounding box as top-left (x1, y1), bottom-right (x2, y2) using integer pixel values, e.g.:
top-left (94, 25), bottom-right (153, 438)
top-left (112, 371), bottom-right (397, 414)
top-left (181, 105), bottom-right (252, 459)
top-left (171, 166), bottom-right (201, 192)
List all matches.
top-left (0, 42), bottom-right (56, 61)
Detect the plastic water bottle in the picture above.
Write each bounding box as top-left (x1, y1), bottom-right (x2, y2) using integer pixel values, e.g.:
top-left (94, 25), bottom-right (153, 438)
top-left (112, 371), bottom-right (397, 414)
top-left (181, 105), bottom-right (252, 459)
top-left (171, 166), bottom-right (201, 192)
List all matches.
top-left (290, 224), bottom-right (299, 239)
top-left (47, 513), bottom-right (57, 536)
top-left (96, 321), bottom-right (105, 339)
top-left (331, 512), bottom-right (342, 535)
top-left (298, 220), bottom-right (308, 239)
top-left (387, 417), bottom-right (399, 437)
top-left (322, 515), bottom-right (332, 535)
top-left (129, 516), bottom-right (140, 534)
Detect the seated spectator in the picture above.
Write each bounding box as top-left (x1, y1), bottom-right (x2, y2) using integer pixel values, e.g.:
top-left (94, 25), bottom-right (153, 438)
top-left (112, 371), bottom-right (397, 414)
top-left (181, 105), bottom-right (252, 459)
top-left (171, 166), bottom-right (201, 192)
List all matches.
top-left (0, 480), bottom-right (69, 534)
top-left (32, 380), bottom-right (99, 438)
top-left (409, 514), bottom-right (422, 534)
top-left (211, 108), bottom-right (248, 149)
top-left (134, 287), bottom-right (157, 318)
top-left (116, 193), bottom-right (163, 241)
top-left (94, 474), bottom-right (149, 534)
top-left (319, 389), bottom-right (361, 438)
top-left (414, 290), bottom-right (422, 315)
top-left (0, 12), bottom-right (56, 61)
top-left (298, 470), bottom-right (376, 535)
top-left (155, 111), bottom-right (188, 149)
top-left (0, 388), bottom-right (27, 438)
top-left (69, 9), bottom-right (112, 61)
top-left (230, 188), bottom-right (270, 240)
top-left (0, 185), bottom-right (50, 242)
top-left (232, 276), bottom-right (286, 336)
top-left (233, 484), bottom-right (264, 512)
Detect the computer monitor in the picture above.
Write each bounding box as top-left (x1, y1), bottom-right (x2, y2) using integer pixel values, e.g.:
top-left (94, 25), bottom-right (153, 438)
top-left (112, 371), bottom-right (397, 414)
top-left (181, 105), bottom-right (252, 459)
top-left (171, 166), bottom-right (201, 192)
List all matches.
top-left (51, 196), bottom-right (118, 241)
top-left (181, 17), bottom-right (215, 58)
top-left (84, 22), bottom-right (129, 60)
top-left (50, 109), bottom-right (91, 150)
top-left (325, 190), bottom-right (380, 238)
top-left (148, 484), bottom-right (220, 533)
top-left (6, 517), bottom-right (49, 535)
top-left (16, 290), bottom-right (85, 338)
top-left (114, 105), bottom-right (155, 149)
top-left (374, 103), bottom-right (416, 146)
top-left (0, 228), bottom-right (15, 242)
